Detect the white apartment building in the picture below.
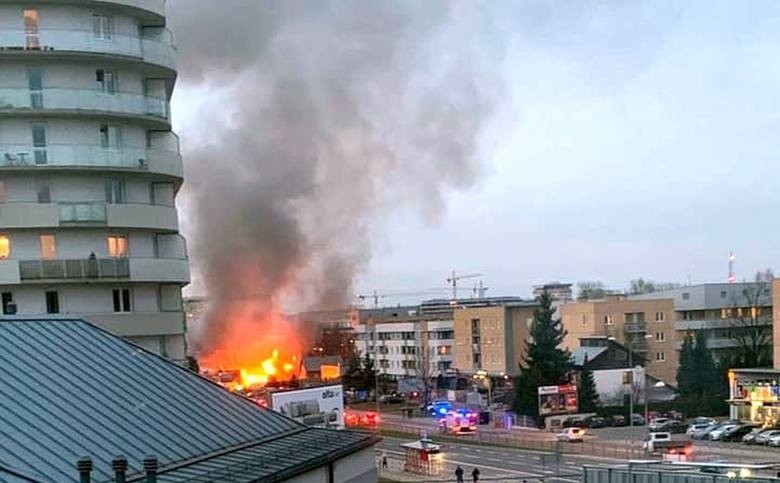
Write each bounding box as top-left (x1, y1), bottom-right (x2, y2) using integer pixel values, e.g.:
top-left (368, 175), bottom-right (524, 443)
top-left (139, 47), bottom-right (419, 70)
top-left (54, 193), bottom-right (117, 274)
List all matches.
top-left (355, 311), bottom-right (454, 380)
top-left (0, 0), bottom-right (189, 362)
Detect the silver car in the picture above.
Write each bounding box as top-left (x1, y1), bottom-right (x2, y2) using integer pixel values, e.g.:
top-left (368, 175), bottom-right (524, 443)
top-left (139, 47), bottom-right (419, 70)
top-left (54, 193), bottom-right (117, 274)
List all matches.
top-left (756, 429), bottom-right (780, 445)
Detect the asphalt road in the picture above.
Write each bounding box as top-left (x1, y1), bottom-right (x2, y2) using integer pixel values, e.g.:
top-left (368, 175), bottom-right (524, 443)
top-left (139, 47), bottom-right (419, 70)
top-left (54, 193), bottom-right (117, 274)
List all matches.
top-left (376, 435), bottom-right (628, 482)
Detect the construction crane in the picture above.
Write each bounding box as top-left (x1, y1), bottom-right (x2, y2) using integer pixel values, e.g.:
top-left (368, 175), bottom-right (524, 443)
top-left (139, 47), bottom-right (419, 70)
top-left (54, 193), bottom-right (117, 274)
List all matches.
top-left (445, 270), bottom-right (482, 302)
top-left (356, 289), bottom-right (450, 308)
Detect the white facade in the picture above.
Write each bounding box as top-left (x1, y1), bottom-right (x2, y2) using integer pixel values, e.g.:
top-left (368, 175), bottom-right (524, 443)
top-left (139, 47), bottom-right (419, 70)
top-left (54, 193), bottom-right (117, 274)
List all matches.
top-left (355, 319), bottom-right (454, 379)
top-left (0, 0), bottom-right (189, 362)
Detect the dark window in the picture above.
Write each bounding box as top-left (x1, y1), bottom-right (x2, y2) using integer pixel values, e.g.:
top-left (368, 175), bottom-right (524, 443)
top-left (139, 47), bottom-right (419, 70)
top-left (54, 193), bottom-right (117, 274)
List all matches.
top-left (1, 292), bottom-right (13, 314)
top-left (682, 292), bottom-right (690, 300)
top-left (45, 291), bottom-right (59, 314)
top-left (113, 288), bottom-right (131, 312)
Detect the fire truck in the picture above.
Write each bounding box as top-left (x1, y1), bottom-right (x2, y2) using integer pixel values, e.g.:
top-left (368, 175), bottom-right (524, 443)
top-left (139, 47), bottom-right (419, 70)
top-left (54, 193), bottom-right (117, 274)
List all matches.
top-left (439, 409), bottom-right (478, 434)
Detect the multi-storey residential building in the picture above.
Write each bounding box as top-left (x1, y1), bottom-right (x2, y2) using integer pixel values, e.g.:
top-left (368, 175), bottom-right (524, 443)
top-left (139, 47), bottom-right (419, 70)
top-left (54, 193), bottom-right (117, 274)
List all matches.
top-left (559, 296), bottom-right (677, 384)
top-left (355, 307), bottom-right (454, 380)
top-left (561, 282), bottom-right (775, 385)
top-left (452, 301), bottom-right (539, 376)
top-left (533, 282), bottom-right (573, 302)
top-left (775, 279), bottom-right (780, 369)
top-left (0, 1), bottom-right (188, 362)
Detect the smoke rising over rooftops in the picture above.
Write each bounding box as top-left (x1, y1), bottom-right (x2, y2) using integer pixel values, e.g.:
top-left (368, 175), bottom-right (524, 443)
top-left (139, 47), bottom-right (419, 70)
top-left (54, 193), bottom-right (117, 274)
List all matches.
top-left (169, 0), bottom-right (507, 352)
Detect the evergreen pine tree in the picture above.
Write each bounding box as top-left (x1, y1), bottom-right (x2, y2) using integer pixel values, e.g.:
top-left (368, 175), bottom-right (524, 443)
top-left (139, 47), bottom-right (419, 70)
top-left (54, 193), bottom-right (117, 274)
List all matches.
top-left (514, 291), bottom-right (572, 416)
top-left (676, 333), bottom-right (695, 397)
top-left (577, 356), bottom-right (600, 413)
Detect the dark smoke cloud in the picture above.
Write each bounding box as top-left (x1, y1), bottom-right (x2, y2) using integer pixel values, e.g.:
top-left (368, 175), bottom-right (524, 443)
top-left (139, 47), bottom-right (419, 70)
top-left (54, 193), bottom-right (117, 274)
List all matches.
top-left (169, 0), bottom-right (507, 352)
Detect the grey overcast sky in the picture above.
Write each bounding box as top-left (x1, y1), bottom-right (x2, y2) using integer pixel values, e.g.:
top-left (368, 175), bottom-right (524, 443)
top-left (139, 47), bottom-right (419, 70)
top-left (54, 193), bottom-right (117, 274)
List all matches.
top-left (172, 1), bottom-right (780, 306)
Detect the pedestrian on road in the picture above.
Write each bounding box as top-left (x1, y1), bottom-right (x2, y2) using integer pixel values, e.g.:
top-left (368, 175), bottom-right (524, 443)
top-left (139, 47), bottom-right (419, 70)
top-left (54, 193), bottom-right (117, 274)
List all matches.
top-left (472, 467), bottom-right (480, 482)
top-left (381, 452), bottom-right (387, 471)
top-left (455, 465), bottom-right (464, 483)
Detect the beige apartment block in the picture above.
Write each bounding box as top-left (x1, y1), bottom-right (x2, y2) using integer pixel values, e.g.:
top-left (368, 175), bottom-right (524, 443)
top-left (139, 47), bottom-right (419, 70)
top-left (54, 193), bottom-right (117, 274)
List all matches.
top-left (453, 302), bottom-right (538, 376)
top-left (559, 296), bottom-right (677, 384)
top-left (774, 279), bottom-right (780, 369)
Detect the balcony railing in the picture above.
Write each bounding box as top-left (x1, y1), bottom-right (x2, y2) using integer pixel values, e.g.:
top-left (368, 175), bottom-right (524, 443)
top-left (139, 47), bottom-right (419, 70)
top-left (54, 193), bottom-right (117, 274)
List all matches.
top-left (0, 88), bottom-right (168, 119)
top-left (624, 322), bottom-right (647, 334)
top-left (0, 28), bottom-right (176, 70)
top-left (0, 144), bottom-right (182, 177)
top-left (58, 202), bottom-right (107, 223)
top-left (19, 258), bottom-right (130, 280)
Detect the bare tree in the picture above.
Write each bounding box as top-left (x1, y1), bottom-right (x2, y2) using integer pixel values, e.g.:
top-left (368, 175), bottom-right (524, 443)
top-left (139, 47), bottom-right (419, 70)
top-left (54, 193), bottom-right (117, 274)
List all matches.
top-left (727, 282), bottom-right (772, 368)
top-left (577, 281), bottom-right (607, 300)
top-left (755, 269), bottom-right (775, 284)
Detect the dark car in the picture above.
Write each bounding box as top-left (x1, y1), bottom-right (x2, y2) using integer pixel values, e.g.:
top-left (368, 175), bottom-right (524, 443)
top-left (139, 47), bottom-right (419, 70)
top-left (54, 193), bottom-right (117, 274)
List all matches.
top-left (562, 417), bottom-right (586, 428)
top-left (631, 413), bottom-right (646, 426)
top-left (658, 419), bottom-right (688, 434)
top-left (585, 416), bottom-right (606, 428)
top-left (609, 415), bottom-right (627, 427)
top-left (721, 424), bottom-right (759, 442)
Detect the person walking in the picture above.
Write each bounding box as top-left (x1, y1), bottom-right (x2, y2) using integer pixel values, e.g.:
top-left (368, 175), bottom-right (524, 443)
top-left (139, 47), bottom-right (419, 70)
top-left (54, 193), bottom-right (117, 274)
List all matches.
top-left (455, 465), bottom-right (464, 483)
top-left (472, 466), bottom-right (480, 482)
top-left (381, 452), bottom-right (388, 471)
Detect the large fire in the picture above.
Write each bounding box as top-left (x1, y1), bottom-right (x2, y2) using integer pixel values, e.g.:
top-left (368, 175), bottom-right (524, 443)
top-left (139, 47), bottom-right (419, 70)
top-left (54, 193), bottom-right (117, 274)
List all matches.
top-left (199, 305), bottom-right (304, 389)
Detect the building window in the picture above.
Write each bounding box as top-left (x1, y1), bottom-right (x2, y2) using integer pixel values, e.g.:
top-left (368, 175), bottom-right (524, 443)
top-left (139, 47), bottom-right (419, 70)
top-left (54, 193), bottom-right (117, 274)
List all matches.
top-left (472, 353), bottom-right (481, 366)
top-left (31, 123), bottom-right (47, 164)
top-left (107, 235), bottom-right (128, 258)
top-left (105, 179), bottom-right (126, 203)
top-left (99, 124), bottom-right (122, 148)
top-left (27, 67), bottom-right (43, 108)
top-left (23, 8), bottom-right (40, 48)
top-left (682, 292), bottom-right (690, 300)
top-left (113, 288), bottom-right (131, 312)
top-left (437, 345), bottom-right (452, 356)
top-left (654, 311), bottom-right (665, 322)
top-left (36, 180), bottom-right (50, 203)
top-left (720, 290), bottom-right (727, 299)
top-left (39, 234), bottom-right (56, 260)
top-left (655, 332), bottom-right (665, 342)
top-left (470, 318), bottom-right (480, 334)
top-left (581, 314), bottom-right (587, 325)
top-left (92, 14), bottom-right (113, 40)
top-left (655, 351), bottom-right (666, 362)
top-left (0, 180), bottom-right (5, 202)
top-left (96, 69), bottom-right (117, 94)
top-left (0, 235), bottom-right (9, 259)
top-left (45, 291), bottom-right (59, 314)
top-left (2, 292), bottom-right (13, 315)
top-left (604, 315), bottom-right (614, 325)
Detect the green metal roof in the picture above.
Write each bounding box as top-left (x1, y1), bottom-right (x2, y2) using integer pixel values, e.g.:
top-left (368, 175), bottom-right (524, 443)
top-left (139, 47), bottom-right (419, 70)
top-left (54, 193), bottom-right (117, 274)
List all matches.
top-left (0, 318), bottom-right (376, 482)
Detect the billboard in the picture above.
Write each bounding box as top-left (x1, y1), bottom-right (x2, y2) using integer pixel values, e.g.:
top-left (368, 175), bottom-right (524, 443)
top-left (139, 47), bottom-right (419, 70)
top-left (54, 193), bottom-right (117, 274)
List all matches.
top-left (538, 384), bottom-right (578, 416)
top-left (270, 384), bottom-right (344, 429)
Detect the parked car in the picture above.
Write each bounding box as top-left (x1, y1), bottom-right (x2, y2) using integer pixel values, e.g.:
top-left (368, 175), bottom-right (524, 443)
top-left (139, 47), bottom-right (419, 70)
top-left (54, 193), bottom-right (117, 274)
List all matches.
top-left (557, 427), bottom-right (585, 443)
top-left (721, 424), bottom-right (759, 442)
top-left (742, 427), bottom-right (767, 444)
top-left (657, 420), bottom-right (688, 434)
top-left (632, 414), bottom-right (646, 426)
top-left (380, 393), bottom-right (405, 404)
top-left (609, 415), bottom-right (627, 427)
top-left (710, 424), bottom-right (739, 441)
top-left (755, 429), bottom-right (780, 445)
top-left (649, 418), bottom-right (671, 431)
top-left (642, 432), bottom-right (690, 454)
top-left (768, 433), bottom-right (780, 447)
top-left (585, 416), bottom-right (606, 428)
top-left (687, 423), bottom-right (712, 436)
top-left (562, 417), bottom-right (586, 428)
top-left (691, 423), bottom-right (719, 440)
top-left (691, 417), bottom-right (717, 426)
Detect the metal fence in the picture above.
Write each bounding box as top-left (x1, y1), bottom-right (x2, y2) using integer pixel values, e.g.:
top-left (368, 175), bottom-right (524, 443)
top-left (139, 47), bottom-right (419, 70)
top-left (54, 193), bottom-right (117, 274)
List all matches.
top-left (583, 466), bottom-right (780, 483)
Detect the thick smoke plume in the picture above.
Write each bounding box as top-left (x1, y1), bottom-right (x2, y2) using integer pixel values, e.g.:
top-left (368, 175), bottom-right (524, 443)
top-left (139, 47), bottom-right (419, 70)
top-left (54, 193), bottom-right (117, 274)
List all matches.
top-left (169, 0), bottom-right (506, 353)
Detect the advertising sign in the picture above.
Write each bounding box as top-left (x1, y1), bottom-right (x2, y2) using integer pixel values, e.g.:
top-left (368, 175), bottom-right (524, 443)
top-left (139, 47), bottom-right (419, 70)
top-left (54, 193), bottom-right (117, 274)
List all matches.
top-left (270, 384), bottom-right (344, 429)
top-left (537, 384), bottom-right (578, 416)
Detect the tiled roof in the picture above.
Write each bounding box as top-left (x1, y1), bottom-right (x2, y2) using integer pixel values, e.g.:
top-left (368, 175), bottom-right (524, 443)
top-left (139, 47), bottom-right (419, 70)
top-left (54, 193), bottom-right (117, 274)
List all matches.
top-left (0, 318), bottom-right (375, 483)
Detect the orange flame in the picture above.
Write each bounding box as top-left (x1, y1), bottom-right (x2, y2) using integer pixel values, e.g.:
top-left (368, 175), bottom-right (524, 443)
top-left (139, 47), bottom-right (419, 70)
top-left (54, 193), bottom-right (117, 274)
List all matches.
top-left (200, 303), bottom-right (303, 389)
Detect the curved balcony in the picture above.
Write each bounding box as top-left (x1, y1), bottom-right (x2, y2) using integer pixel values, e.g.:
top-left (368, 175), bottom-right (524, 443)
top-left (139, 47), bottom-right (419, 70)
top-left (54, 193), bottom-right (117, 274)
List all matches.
top-left (0, 88), bottom-right (169, 125)
top-left (0, 202), bottom-right (179, 231)
top-left (0, 256), bottom-right (189, 285)
top-left (0, 28), bottom-right (176, 71)
top-left (0, 144), bottom-right (183, 179)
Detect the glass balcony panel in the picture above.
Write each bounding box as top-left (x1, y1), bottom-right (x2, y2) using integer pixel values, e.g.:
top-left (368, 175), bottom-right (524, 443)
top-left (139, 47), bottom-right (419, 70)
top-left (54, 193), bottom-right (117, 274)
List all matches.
top-left (0, 88), bottom-right (169, 119)
top-left (58, 202), bottom-right (107, 223)
top-left (0, 29), bottom-right (176, 69)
